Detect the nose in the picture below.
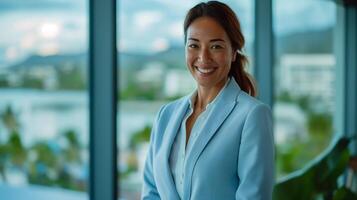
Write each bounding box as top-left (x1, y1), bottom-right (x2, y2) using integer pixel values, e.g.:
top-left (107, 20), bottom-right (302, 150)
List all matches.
top-left (198, 47), bottom-right (212, 63)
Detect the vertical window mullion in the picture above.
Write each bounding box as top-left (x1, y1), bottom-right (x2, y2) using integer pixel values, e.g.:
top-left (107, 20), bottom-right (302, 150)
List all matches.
top-left (254, 0), bottom-right (274, 107)
top-left (89, 0), bottom-right (117, 200)
top-left (335, 3), bottom-right (357, 153)
top-left (345, 6), bottom-right (357, 154)
top-left (335, 2), bottom-right (357, 191)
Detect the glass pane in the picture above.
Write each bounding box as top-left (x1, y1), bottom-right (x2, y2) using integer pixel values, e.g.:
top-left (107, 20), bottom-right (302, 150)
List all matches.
top-left (273, 0), bottom-right (336, 178)
top-left (117, 0), bottom-right (254, 199)
top-left (0, 0), bottom-right (89, 199)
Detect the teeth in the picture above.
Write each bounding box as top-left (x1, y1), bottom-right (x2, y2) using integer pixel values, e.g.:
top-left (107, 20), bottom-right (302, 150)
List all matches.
top-left (196, 67), bottom-right (215, 74)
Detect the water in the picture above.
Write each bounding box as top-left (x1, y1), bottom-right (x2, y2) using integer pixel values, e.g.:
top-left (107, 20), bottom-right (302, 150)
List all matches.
top-left (0, 88), bottom-right (166, 149)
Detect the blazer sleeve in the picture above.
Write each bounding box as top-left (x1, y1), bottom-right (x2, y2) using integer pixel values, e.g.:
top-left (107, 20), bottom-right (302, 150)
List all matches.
top-left (235, 103), bottom-right (275, 200)
top-left (141, 105), bottom-right (165, 200)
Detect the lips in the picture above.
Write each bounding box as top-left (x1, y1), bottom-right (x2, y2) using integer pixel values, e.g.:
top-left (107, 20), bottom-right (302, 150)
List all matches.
top-left (195, 66), bottom-right (217, 75)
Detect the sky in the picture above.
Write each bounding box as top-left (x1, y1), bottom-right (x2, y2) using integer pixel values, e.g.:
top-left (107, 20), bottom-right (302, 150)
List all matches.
top-left (0, 0), bottom-right (336, 68)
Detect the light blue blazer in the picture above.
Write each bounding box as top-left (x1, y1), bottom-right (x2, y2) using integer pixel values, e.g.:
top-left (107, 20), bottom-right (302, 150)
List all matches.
top-left (142, 78), bottom-right (275, 200)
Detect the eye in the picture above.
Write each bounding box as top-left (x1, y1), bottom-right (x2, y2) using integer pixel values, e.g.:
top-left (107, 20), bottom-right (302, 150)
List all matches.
top-left (211, 44), bottom-right (223, 49)
top-left (187, 43), bottom-right (199, 49)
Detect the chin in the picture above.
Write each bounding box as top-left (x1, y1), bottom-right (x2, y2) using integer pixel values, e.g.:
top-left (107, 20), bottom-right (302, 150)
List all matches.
top-left (194, 77), bottom-right (218, 88)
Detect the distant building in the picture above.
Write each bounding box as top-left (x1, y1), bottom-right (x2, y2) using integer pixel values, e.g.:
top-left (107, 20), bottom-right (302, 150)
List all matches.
top-left (135, 61), bottom-right (165, 88)
top-left (277, 54), bottom-right (335, 112)
top-left (2, 63), bottom-right (59, 89)
top-left (28, 65), bottom-right (58, 90)
top-left (163, 69), bottom-right (195, 98)
top-left (274, 102), bottom-right (307, 144)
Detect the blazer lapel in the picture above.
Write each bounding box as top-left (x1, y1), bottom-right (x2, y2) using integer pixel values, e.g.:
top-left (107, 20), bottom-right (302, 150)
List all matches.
top-left (183, 79), bottom-right (241, 200)
top-left (156, 96), bottom-right (190, 200)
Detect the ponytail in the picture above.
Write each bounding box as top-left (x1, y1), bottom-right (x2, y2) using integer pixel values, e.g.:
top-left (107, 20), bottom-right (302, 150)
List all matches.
top-left (229, 53), bottom-right (257, 97)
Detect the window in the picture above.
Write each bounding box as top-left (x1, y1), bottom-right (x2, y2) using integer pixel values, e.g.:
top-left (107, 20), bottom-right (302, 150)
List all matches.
top-left (116, 0), bottom-right (254, 199)
top-left (0, 0), bottom-right (89, 198)
top-left (273, 0), bottom-right (336, 177)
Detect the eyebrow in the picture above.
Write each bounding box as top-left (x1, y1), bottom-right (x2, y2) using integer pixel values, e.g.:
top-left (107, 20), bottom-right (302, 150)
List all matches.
top-left (187, 38), bottom-right (225, 42)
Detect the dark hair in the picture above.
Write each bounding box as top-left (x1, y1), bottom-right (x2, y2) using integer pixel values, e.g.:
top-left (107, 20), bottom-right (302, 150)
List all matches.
top-left (184, 1), bottom-right (257, 97)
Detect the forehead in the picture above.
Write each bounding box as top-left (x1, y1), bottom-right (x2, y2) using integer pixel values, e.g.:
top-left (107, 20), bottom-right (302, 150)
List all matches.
top-left (187, 17), bottom-right (228, 40)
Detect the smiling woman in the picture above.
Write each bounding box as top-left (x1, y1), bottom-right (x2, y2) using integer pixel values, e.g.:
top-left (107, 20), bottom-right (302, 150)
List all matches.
top-left (185, 17), bottom-right (236, 90)
top-left (141, 1), bottom-right (274, 200)
top-left (117, 0), bottom-right (255, 199)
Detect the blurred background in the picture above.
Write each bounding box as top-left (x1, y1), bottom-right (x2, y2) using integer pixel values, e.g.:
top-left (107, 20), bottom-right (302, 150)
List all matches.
top-left (0, 0), bottom-right (355, 199)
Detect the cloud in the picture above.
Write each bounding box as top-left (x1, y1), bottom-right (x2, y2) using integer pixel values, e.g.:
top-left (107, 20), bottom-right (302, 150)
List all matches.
top-left (20, 34), bottom-right (36, 49)
top-left (5, 46), bottom-right (19, 61)
top-left (151, 37), bottom-right (169, 52)
top-left (0, 9), bottom-right (87, 66)
top-left (39, 23), bottom-right (61, 39)
top-left (168, 21), bottom-right (184, 40)
top-left (38, 42), bottom-right (60, 56)
top-left (133, 11), bottom-right (163, 32)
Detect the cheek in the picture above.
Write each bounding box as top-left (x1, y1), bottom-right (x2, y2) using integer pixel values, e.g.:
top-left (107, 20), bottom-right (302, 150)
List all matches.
top-left (214, 53), bottom-right (232, 67)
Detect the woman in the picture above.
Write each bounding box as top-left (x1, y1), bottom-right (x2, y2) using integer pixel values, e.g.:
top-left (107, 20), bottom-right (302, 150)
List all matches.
top-left (142, 1), bottom-right (274, 200)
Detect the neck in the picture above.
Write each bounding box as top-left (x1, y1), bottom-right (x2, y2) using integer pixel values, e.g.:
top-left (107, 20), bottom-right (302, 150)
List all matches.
top-left (195, 78), bottom-right (227, 110)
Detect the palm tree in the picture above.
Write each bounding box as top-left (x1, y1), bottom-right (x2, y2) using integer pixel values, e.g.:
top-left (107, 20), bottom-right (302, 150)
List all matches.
top-left (0, 106), bottom-right (26, 182)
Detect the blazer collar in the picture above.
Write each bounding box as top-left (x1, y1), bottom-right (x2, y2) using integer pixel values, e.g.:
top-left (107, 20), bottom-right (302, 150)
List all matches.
top-left (156, 95), bottom-right (190, 200)
top-left (157, 78), bottom-right (241, 200)
top-left (183, 77), bottom-right (241, 199)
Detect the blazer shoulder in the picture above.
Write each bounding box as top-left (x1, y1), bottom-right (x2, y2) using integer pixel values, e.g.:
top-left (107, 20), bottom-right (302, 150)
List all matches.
top-left (159, 95), bottom-right (189, 117)
top-left (152, 95), bottom-right (189, 130)
top-left (150, 96), bottom-right (188, 147)
top-left (237, 91), bottom-right (272, 114)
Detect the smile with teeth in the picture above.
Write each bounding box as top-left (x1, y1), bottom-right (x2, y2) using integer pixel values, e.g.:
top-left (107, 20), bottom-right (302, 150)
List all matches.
top-left (195, 67), bottom-right (216, 74)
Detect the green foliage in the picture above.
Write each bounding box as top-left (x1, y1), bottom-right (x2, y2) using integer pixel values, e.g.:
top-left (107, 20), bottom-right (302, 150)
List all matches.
top-left (276, 91), bottom-right (294, 103)
top-left (22, 76), bottom-right (44, 89)
top-left (120, 82), bottom-right (161, 100)
top-left (129, 125), bottom-right (151, 150)
top-left (276, 91), bottom-right (311, 112)
top-left (62, 130), bottom-right (82, 164)
top-left (274, 137), bottom-right (356, 200)
top-left (333, 187), bottom-right (357, 200)
top-left (276, 91), bottom-right (333, 177)
top-left (308, 112), bottom-right (333, 136)
top-left (276, 111), bottom-right (333, 177)
top-left (0, 106), bottom-right (27, 180)
top-left (0, 78), bottom-right (9, 87)
top-left (296, 96), bottom-right (311, 112)
top-left (64, 130), bottom-right (80, 148)
top-left (1, 105), bottom-right (19, 132)
top-left (165, 95), bottom-right (183, 101)
top-left (30, 142), bottom-right (58, 168)
top-left (7, 131), bottom-right (26, 166)
top-left (277, 141), bottom-right (305, 175)
top-left (0, 142), bottom-right (9, 182)
top-left (55, 169), bottom-right (78, 190)
top-left (0, 106), bottom-right (86, 191)
top-left (57, 66), bottom-right (86, 90)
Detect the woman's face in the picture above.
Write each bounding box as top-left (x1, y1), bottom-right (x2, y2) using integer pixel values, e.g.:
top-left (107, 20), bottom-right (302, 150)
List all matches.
top-left (185, 16), bottom-right (236, 89)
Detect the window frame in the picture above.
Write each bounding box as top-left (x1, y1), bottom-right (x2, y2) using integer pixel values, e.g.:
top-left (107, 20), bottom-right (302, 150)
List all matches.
top-left (89, 0), bottom-right (118, 199)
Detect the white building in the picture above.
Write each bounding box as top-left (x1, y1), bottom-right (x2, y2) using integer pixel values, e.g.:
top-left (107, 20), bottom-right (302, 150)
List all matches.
top-left (277, 54), bottom-right (335, 112)
top-left (135, 61), bottom-right (165, 87)
top-left (163, 69), bottom-right (196, 98)
top-left (274, 102), bottom-right (307, 144)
